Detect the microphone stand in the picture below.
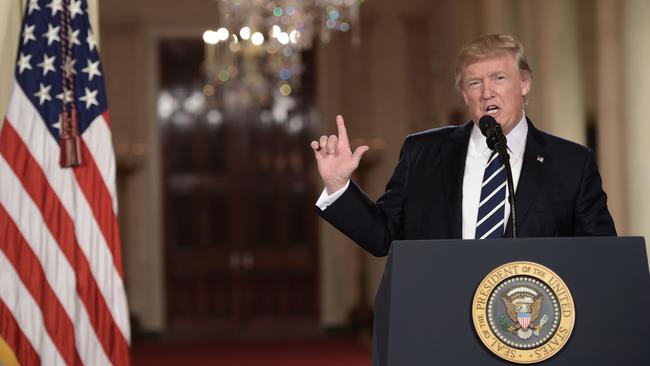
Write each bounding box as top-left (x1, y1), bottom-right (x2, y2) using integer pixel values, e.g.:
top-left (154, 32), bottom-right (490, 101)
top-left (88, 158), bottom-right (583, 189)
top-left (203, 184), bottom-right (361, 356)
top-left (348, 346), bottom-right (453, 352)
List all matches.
top-left (493, 124), bottom-right (517, 238)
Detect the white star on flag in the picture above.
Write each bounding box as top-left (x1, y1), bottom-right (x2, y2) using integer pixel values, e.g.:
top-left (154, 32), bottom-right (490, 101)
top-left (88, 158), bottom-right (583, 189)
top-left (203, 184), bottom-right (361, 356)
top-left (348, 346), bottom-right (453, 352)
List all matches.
top-left (46, 0), bottom-right (63, 16)
top-left (82, 59), bottom-right (102, 81)
top-left (34, 83), bottom-right (52, 105)
top-left (37, 54), bottom-right (56, 76)
top-left (70, 0), bottom-right (84, 19)
top-left (16, 53), bottom-right (32, 74)
top-left (69, 29), bottom-right (81, 46)
top-left (52, 116), bottom-right (62, 130)
top-left (87, 29), bottom-right (97, 51)
top-left (28, 0), bottom-right (40, 14)
top-left (79, 87), bottom-right (99, 109)
top-left (43, 24), bottom-right (61, 46)
top-left (64, 58), bottom-right (77, 76)
top-left (56, 90), bottom-right (74, 104)
top-left (22, 24), bottom-right (36, 45)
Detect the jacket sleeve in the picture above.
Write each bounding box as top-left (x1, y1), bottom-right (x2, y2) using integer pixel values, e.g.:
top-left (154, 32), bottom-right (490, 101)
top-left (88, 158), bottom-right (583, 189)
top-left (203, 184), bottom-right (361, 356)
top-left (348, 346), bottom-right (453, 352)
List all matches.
top-left (573, 150), bottom-right (617, 236)
top-left (315, 138), bottom-right (411, 257)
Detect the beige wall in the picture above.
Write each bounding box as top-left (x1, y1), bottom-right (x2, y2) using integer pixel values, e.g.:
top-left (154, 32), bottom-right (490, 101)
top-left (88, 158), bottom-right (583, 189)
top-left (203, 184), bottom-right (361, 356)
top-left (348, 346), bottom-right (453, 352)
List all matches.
top-left (623, 0), bottom-right (650, 250)
top-left (0, 0), bottom-right (22, 131)
top-left (597, 0), bottom-right (627, 235)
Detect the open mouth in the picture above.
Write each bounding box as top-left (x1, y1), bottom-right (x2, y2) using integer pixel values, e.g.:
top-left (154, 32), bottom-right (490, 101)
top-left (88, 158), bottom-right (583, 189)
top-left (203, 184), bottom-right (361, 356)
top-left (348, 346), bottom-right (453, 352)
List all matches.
top-left (485, 105), bottom-right (500, 117)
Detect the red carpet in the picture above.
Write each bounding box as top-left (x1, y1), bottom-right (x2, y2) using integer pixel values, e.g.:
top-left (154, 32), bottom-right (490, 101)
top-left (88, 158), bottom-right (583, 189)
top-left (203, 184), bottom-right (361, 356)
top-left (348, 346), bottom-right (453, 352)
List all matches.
top-left (132, 339), bottom-right (371, 366)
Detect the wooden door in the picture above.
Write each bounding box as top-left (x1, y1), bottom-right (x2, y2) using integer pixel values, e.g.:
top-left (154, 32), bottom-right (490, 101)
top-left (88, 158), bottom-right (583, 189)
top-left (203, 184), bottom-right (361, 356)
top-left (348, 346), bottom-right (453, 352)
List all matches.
top-left (159, 39), bottom-right (319, 338)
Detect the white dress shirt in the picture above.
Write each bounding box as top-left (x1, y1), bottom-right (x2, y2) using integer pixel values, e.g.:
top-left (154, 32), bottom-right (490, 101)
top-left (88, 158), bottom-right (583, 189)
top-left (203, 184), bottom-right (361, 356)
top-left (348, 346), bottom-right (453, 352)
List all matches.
top-left (462, 115), bottom-right (527, 239)
top-left (316, 115), bottom-right (528, 239)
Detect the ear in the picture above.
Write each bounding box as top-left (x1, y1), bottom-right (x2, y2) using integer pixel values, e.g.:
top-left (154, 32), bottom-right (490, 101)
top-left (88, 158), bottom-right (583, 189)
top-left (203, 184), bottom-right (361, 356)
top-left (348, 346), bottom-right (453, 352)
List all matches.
top-left (520, 74), bottom-right (532, 97)
top-left (461, 89), bottom-right (470, 106)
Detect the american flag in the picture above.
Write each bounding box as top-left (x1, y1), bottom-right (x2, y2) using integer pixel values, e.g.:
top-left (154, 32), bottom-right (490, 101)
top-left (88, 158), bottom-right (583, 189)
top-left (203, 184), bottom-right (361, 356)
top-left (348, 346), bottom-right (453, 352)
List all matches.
top-left (0, 0), bottom-right (130, 365)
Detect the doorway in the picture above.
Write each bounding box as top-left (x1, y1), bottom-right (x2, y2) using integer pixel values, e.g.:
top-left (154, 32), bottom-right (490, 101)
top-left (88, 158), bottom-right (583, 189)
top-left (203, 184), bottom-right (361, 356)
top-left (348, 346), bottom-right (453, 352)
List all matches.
top-left (159, 39), bottom-right (319, 338)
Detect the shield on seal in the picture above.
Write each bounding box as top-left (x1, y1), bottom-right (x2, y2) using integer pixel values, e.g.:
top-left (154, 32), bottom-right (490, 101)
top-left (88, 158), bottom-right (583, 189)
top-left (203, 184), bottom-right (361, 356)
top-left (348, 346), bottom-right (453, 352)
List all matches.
top-left (518, 312), bottom-right (531, 329)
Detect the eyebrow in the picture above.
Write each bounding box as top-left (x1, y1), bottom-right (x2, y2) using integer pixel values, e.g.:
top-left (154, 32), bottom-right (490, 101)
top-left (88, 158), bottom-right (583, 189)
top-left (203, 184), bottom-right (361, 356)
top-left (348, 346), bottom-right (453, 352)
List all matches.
top-left (465, 70), bottom-right (508, 80)
top-left (488, 71), bottom-right (507, 77)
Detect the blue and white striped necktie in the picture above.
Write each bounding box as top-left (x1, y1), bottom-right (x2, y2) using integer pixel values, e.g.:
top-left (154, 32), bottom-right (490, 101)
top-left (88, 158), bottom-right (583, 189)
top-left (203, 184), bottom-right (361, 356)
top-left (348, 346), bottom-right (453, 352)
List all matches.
top-left (476, 152), bottom-right (507, 239)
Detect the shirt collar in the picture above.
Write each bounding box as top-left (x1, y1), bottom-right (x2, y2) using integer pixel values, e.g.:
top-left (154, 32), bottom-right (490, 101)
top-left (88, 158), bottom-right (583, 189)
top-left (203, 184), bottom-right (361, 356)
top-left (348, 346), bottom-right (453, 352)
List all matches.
top-left (470, 113), bottom-right (528, 160)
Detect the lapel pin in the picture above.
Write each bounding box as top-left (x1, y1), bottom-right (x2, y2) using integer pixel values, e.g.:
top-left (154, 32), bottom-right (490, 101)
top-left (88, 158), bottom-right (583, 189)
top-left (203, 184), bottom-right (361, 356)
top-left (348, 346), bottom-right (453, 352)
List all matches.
top-left (537, 155), bottom-right (544, 163)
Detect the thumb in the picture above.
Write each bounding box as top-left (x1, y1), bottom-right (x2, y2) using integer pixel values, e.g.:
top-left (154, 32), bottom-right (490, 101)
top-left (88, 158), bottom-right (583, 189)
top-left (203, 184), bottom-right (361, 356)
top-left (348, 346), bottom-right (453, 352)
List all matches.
top-left (351, 145), bottom-right (370, 163)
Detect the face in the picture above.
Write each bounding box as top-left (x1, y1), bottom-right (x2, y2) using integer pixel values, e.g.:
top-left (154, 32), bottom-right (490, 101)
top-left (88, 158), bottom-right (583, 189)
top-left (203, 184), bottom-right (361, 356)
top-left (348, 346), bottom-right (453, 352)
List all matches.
top-left (460, 53), bottom-right (531, 135)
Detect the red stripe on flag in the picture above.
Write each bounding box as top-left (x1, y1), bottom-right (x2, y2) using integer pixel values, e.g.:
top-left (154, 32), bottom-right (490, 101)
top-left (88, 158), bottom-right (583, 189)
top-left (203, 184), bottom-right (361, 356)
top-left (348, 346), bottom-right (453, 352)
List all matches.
top-left (102, 111), bottom-right (112, 129)
top-left (0, 121), bottom-right (130, 365)
top-left (74, 139), bottom-right (124, 276)
top-left (0, 300), bottom-right (40, 366)
top-left (0, 205), bottom-right (82, 365)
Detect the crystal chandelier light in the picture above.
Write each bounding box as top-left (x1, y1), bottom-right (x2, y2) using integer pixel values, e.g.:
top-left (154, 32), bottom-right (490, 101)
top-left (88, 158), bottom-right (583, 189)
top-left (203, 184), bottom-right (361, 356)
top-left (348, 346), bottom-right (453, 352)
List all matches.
top-left (202, 0), bottom-right (363, 110)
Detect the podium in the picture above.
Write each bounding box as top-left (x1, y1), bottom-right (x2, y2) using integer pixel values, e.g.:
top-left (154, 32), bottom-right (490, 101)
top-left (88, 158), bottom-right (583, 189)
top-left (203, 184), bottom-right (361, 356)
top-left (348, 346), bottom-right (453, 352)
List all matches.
top-left (372, 237), bottom-right (650, 365)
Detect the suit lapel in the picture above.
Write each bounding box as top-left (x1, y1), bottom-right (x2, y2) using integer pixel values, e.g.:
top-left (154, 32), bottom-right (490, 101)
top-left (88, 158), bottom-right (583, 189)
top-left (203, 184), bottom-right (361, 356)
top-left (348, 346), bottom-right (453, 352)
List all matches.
top-left (440, 122), bottom-right (473, 239)
top-left (505, 118), bottom-right (547, 237)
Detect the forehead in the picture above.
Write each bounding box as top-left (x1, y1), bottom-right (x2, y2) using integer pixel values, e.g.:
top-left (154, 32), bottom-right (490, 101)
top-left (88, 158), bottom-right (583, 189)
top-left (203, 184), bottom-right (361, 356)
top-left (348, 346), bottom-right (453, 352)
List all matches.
top-left (463, 53), bottom-right (518, 77)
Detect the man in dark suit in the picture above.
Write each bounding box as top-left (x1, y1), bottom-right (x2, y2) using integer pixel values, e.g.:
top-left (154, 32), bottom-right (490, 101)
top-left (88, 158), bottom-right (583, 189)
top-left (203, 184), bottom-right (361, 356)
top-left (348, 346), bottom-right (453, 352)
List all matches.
top-left (310, 34), bottom-right (616, 256)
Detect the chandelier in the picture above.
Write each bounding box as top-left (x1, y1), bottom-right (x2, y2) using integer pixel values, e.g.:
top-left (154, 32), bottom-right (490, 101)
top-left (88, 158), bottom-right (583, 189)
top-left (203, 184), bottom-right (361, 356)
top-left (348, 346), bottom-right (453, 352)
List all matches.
top-left (202, 0), bottom-right (363, 110)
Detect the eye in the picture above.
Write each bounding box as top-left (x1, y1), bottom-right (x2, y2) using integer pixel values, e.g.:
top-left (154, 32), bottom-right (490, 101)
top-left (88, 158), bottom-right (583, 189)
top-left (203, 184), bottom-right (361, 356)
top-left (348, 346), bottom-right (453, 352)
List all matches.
top-left (467, 80), bottom-right (480, 88)
top-left (496, 75), bottom-right (506, 81)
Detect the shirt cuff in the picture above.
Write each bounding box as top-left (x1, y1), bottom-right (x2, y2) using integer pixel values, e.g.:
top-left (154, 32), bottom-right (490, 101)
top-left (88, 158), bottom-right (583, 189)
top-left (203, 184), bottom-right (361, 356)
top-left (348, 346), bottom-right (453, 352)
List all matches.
top-left (315, 180), bottom-right (350, 211)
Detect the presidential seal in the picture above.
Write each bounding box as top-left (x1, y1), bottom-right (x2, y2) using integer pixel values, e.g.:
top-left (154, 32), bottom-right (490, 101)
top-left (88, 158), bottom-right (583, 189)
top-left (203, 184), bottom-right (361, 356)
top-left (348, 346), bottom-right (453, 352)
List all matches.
top-left (471, 261), bottom-right (575, 364)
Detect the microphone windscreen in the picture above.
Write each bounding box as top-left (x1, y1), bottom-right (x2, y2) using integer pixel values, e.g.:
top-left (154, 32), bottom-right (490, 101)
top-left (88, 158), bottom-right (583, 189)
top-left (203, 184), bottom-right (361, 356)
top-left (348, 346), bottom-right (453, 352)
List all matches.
top-left (479, 115), bottom-right (498, 137)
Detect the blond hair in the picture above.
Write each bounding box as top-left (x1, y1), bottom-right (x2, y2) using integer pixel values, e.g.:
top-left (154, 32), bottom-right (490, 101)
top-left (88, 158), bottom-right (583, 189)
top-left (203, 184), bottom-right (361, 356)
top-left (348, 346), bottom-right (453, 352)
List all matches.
top-left (454, 34), bottom-right (532, 93)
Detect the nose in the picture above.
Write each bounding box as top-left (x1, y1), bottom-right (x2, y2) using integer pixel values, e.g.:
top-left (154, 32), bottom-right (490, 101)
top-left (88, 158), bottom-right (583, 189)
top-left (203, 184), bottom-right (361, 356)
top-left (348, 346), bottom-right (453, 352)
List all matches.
top-left (481, 80), bottom-right (494, 100)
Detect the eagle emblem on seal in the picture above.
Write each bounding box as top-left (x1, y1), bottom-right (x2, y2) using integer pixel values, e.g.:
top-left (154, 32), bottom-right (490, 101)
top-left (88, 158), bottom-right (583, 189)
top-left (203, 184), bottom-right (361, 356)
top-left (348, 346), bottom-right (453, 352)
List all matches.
top-left (500, 286), bottom-right (549, 340)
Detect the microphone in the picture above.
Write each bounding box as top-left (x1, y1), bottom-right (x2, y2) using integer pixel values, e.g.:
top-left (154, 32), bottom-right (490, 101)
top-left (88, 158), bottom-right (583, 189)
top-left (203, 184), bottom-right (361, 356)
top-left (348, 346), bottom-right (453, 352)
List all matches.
top-left (479, 115), bottom-right (506, 153)
top-left (478, 115), bottom-right (517, 238)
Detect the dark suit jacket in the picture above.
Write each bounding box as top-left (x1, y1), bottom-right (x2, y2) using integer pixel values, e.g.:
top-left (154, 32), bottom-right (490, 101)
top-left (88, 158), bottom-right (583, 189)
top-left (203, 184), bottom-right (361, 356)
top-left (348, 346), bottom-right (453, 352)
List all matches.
top-left (317, 119), bottom-right (616, 256)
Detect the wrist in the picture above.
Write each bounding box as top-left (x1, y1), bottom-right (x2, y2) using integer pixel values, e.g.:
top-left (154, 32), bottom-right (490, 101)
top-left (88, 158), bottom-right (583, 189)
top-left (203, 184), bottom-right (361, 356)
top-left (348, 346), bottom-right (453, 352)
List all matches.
top-left (325, 179), bottom-right (348, 195)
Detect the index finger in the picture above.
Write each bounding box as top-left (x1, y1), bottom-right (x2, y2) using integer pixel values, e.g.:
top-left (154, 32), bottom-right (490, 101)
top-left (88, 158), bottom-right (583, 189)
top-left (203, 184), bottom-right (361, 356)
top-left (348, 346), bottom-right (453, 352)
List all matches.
top-left (336, 115), bottom-right (349, 144)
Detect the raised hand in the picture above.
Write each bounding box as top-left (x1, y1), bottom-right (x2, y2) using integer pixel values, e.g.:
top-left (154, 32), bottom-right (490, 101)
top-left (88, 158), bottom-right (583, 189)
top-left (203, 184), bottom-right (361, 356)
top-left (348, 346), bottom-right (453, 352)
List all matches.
top-left (310, 115), bottom-right (369, 194)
